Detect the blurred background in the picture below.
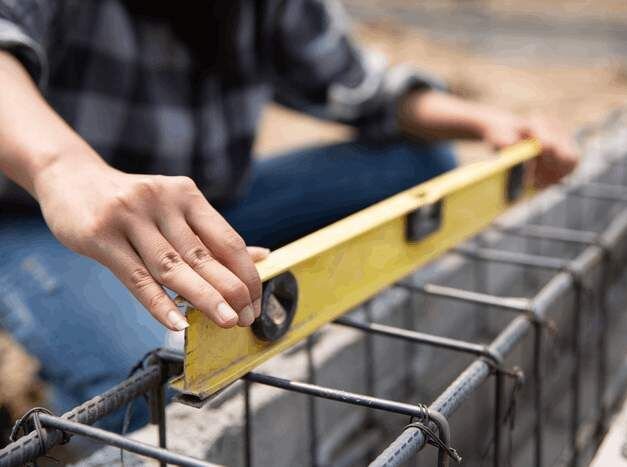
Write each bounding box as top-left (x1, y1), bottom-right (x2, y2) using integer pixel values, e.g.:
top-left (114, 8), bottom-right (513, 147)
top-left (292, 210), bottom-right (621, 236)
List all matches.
top-left (256, 0), bottom-right (627, 163)
top-left (2, 0), bottom-right (627, 454)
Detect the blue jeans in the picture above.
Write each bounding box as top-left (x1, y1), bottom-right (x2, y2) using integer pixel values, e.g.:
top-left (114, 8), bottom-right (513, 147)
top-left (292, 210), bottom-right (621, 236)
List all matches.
top-left (0, 140), bottom-right (455, 431)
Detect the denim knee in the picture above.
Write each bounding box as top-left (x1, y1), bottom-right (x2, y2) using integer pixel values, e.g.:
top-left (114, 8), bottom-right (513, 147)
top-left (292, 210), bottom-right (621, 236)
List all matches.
top-left (368, 139), bottom-right (458, 186)
top-left (400, 140), bottom-right (458, 179)
top-left (427, 143), bottom-right (458, 174)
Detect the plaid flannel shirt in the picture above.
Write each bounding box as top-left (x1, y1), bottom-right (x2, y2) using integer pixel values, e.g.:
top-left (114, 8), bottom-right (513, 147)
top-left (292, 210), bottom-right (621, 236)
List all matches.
top-left (0, 0), bottom-right (444, 208)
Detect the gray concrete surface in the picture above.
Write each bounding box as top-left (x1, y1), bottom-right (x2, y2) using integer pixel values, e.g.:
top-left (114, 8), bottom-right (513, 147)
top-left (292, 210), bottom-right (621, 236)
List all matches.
top-left (74, 115), bottom-right (627, 466)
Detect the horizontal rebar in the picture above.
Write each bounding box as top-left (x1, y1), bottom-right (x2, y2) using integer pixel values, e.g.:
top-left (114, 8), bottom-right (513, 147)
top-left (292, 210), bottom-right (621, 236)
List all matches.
top-left (397, 282), bottom-right (531, 314)
top-left (597, 209), bottom-right (627, 250)
top-left (370, 261), bottom-right (586, 465)
top-left (244, 372), bottom-right (428, 419)
top-left (3, 176), bottom-right (627, 467)
top-left (370, 300), bottom-right (544, 464)
top-left (0, 364), bottom-right (162, 467)
top-left (334, 317), bottom-right (501, 366)
top-left (493, 223), bottom-right (598, 245)
top-left (371, 203), bottom-right (627, 466)
top-left (38, 414), bottom-right (217, 467)
top-left (454, 245), bottom-right (569, 271)
top-left (572, 182), bottom-right (627, 202)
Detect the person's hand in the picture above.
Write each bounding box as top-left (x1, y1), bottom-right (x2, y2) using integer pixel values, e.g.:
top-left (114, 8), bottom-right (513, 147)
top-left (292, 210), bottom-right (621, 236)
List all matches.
top-left (34, 155), bottom-right (268, 332)
top-left (397, 90), bottom-right (578, 187)
top-left (480, 111), bottom-right (579, 187)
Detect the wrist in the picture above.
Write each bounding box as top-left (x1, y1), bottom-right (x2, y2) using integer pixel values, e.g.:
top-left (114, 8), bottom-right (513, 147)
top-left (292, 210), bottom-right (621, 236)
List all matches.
top-left (464, 104), bottom-right (514, 141)
top-left (399, 90), bottom-right (495, 141)
top-left (31, 143), bottom-right (109, 201)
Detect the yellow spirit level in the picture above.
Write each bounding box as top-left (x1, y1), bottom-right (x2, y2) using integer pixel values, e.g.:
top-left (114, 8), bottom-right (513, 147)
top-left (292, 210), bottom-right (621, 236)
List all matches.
top-left (171, 140), bottom-right (542, 401)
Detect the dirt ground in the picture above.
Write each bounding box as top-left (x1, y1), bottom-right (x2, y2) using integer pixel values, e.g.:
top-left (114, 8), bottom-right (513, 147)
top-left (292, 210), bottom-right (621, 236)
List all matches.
top-left (2, 0), bottom-right (627, 434)
top-left (256, 1), bottom-right (627, 162)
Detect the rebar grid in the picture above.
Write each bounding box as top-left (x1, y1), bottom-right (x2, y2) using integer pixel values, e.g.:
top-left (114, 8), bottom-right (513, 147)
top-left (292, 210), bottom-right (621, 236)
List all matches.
top-left (2, 117), bottom-right (627, 466)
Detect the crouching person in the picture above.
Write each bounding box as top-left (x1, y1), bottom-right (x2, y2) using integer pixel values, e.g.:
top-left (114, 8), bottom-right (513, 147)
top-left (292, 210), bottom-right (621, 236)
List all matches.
top-left (0, 0), bottom-right (577, 432)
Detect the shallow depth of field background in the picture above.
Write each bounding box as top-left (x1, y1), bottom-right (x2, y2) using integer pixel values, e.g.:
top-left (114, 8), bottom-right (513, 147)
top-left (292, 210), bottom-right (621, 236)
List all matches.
top-left (256, 0), bottom-right (627, 163)
top-left (2, 0), bottom-right (627, 428)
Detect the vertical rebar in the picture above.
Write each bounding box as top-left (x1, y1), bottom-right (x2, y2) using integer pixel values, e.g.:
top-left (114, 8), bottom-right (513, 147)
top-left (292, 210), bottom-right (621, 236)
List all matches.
top-left (364, 302), bottom-right (376, 396)
top-left (523, 223), bottom-right (538, 291)
top-left (244, 380), bottom-right (252, 467)
top-left (306, 335), bottom-right (319, 467)
top-left (400, 288), bottom-right (419, 467)
top-left (402, 301), bottom-right (415, 400)
top-left (533, 323), bottom-right (544, 467)
top-left (363, 301), bottom-right (377, 461)
top-left (569, 280), bottom-right (583, 467)
top-left (493, 371), bottom-right (503, 467)
top-left (156, 383), bottom-right (167, 467)
top-left (595, 256), bottom-right (609, 443)
top-left (474, 234), bottom-right (490, 337)
top-left (403, 289), bottom-right (423, 467)
top-left (474, 235), bottom-right (495, 467)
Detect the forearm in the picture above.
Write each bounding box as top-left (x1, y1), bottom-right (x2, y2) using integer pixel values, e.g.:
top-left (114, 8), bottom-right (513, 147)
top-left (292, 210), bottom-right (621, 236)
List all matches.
top-left (0, 50), bottom-right (104, 199)
top-left (397, 89), bottom-right (515, 142)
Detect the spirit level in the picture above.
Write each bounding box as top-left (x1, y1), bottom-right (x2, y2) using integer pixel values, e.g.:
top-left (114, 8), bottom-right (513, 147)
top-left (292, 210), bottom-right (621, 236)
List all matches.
top-left (172, 140), bottom-right (542, 400)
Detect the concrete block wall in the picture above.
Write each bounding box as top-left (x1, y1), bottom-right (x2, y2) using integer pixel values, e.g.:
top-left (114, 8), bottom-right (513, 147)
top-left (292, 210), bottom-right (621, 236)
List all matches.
top-left (76, 115), bottom-right (627, 466)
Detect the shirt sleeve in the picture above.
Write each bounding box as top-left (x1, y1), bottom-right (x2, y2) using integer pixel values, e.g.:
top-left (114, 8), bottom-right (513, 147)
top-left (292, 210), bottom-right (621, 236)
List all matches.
top-left (0, 0), bottom-right (60, 88)
top-left (269, 0), bottom-right (446, 140)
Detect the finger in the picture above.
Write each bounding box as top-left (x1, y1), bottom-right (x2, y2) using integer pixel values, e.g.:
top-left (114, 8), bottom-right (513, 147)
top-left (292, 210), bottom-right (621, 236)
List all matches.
top-left (185, 203), bottom-right (263, 316)
top-left (247, 246), bottom-right (271, 263)
top-left (158, 215), bottom-right (256, 325)
top-left (491, 130), bottom-right (522, 151)
top-left (95, 237), bottom-right (189, 332)
top-left (553, 150), bottom-right (578, 179)
top-left (537, 153), bottom-right (568, 188)
top-left (555, 138), bottom-right (580, 171)
top-left (524, 159), bottom-right (537, 188)
top-left (126, 223), bottom-right (240, 328)
top-left (524, 122), bottom-right (574, 186)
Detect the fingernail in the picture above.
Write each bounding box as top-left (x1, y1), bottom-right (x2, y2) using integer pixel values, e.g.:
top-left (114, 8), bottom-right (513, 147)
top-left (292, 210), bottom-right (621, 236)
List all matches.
top-left (253, 298), bottom-right (261, 318)
top-left (238, 305), bottom-right (255, 327)
top-left (167, 310), bottom-right (189, 331)
top-left (249, 246), bottom-right (270, 254)
top-left (217, 302), bottom-right (238, 324)
top-left (249, 246), bottom-right (271, 261)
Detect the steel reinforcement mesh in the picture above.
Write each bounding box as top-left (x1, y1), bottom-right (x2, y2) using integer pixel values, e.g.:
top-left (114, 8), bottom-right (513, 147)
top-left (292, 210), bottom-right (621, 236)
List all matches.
top-left (2, 111), bottom-right (627, 467)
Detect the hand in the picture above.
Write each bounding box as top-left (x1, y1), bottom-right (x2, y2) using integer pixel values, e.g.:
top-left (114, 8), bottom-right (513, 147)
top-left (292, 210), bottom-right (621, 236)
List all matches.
top-left (480, 112), bottom-right (579, 188)
top-left (398, 90), bottom-right (579, 187)
top-left (34, 155), bottom-right (268, 332)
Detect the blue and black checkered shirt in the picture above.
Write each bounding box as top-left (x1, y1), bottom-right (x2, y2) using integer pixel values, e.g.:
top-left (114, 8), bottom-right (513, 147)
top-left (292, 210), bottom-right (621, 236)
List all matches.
top-left (0, 0), bottom-right (444, 208)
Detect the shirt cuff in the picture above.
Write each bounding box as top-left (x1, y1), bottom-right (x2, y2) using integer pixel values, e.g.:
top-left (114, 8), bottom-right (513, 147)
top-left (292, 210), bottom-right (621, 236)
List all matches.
top-left (368, 63), bottom-right (447, 140)
top-left (385, 63), bottom-right (448, 96)
top-left (343, 56), bottom-right (448, 141)
top-left (0, 18), bottom-right (48, 88)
